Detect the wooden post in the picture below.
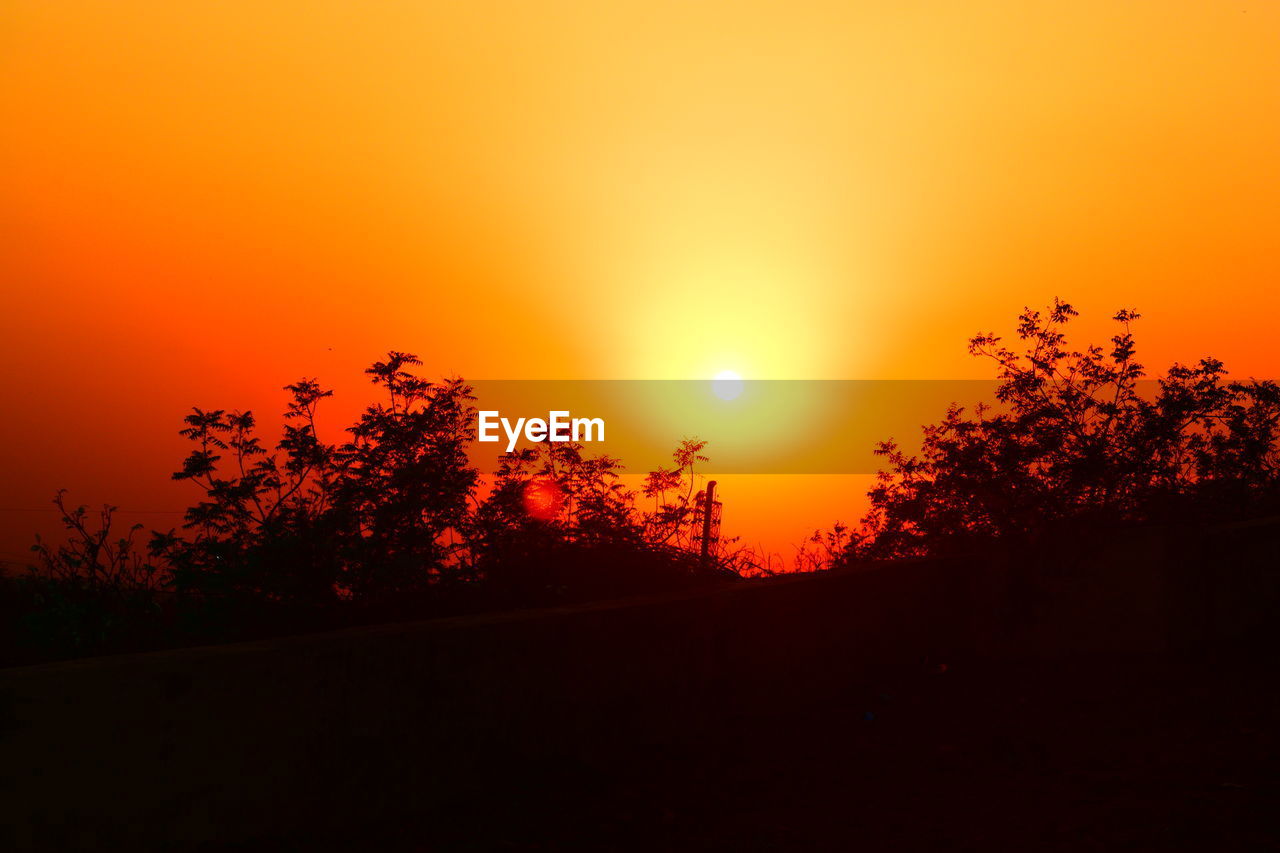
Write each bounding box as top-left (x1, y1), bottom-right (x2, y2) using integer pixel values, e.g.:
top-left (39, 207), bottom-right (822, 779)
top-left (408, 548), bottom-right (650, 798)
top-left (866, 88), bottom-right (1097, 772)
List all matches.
top-left (700, 480), bottom-right (717, 564)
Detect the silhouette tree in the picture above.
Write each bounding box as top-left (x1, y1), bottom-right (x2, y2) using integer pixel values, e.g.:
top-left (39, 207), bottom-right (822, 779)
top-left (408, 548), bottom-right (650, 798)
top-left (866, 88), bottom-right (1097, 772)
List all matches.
top-left (13, 354), bottom-right (737, 662)
top-left (845, 299), bottom-right (1280, 560)
top-left (329, 357), bottom-right (477, 599)
top-left (152, 352), bottom-right (727, 613)
top-left (154, 356), bottom-right (479, 605)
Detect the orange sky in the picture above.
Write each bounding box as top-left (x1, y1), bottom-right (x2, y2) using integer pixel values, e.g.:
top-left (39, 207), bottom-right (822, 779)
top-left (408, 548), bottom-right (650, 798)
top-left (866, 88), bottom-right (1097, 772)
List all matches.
top-left (2, 1), bottom-right (1278, 566)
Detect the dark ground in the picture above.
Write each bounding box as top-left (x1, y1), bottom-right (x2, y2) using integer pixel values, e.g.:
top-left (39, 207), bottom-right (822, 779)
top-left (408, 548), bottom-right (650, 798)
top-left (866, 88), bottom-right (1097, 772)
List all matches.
top-left (3, 523), bottom-right (1278, 850)
top-left (302, 651), bottom-right (1278, 852)
top-left (7, 652), bottom-right (1278, 850)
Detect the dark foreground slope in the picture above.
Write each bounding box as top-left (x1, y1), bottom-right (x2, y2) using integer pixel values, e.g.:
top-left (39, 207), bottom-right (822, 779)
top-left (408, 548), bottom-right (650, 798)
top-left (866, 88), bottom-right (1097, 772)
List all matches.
top-left (2, 520), bottom-right (1278, 851)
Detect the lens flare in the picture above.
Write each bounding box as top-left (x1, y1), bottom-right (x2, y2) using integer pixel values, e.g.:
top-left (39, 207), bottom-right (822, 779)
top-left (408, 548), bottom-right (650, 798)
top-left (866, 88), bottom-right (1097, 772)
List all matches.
top-left (523, 479), bottom-right (565, 521)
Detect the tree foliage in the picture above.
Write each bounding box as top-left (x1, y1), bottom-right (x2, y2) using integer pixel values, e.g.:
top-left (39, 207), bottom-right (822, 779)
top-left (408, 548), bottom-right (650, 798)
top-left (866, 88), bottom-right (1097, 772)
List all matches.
top-left (848, 299), bottom-right (1280, 560)
top-left (144, 353), bottom-right (725, 609)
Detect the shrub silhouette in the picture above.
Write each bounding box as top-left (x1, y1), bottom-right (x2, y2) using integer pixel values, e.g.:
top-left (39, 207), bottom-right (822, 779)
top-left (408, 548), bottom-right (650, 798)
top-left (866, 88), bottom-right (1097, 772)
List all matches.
top-left (4, 492), bottom-right (169, 663)
top-left (148, 352), bottom-right (724, 612)
top-left (468, 437), bottom-right (719, 602)
top-left (12, 310), bottom-right (1280, 664)
top-left (845, 299), bottom-right (1280, 560)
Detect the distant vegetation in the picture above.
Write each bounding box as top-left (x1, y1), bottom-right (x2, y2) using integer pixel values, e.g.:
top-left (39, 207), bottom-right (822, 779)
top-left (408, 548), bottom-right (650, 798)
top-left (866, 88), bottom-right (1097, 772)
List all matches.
top-left (822, 299), bottom-right (1280, 564)
top-left (6, 300), bottom-right (1280, 664)
top-left (3, 353), bottom-right (737, 663)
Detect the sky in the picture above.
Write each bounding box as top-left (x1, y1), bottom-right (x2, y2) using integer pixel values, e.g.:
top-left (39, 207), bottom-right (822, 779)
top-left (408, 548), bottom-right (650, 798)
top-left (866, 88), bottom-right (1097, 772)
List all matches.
top-left (2, 1), bottom-right (1278, 566)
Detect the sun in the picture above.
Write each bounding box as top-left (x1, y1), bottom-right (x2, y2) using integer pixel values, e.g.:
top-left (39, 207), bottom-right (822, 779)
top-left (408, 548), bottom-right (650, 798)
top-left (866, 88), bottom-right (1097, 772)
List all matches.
top-left (712, 369), bottom-right (744, 401)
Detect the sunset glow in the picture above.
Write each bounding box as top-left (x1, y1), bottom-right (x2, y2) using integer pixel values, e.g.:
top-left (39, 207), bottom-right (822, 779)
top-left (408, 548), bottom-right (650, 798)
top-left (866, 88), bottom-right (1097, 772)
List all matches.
top-left (2, 1), bottom-right (1278, 561)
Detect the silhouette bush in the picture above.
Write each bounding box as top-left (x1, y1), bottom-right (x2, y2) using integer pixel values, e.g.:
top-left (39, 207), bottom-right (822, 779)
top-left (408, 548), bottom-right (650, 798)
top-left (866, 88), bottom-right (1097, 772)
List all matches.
top-left (1, 493), bottom-right (168, 664)
top-left (13, 303), bottom-right (1280, 664)
top-left (10, 353), bottom-right (731, 662)
top-left (146, 352), bottom-right (728, 613)
top-left (843, 299), bottom-right (1280, 561)
top-left (150, 355), bottom-right (480, 607)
